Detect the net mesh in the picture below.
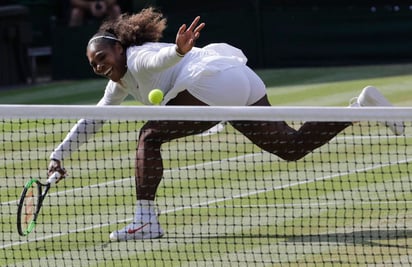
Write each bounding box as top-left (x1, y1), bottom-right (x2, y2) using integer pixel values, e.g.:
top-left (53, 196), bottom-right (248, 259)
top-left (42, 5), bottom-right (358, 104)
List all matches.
top-left (1, 105), bottom-right (411, 266)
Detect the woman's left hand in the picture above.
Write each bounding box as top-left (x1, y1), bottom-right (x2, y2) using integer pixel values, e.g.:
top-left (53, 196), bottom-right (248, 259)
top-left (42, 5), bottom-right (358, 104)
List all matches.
top-left (175, 16), bottom-right (205, 55)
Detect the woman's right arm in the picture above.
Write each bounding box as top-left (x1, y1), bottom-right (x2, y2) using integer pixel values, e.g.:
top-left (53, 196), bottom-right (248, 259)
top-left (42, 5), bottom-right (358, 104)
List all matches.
top-left (47, 82), bottom-right (128, 178)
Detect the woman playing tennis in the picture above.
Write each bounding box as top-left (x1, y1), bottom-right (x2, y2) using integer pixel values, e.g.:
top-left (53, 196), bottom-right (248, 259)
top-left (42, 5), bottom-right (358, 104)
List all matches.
top-left (48, 7), bottom-right (404, 241)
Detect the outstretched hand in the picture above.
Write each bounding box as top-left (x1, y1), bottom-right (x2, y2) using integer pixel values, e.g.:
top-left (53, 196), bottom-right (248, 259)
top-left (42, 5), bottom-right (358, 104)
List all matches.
top-left (47, 159), bottom-right (67, 184)
top-left (175, 16), bottom-right (205, 55)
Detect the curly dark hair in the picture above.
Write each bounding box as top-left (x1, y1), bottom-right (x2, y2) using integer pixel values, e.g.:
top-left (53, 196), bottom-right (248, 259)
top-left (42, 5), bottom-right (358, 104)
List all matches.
top-left (95, 7), bottom-right (167, 47)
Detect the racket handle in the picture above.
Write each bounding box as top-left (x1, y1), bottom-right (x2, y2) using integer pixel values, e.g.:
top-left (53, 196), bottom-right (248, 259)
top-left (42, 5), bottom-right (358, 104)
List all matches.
top-left (47, 172), bottom-right (61, 185)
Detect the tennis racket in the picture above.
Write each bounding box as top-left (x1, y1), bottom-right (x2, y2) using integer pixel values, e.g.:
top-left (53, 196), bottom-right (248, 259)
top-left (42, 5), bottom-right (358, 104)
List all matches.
top-left (17, 172), bottom-right (61, 236)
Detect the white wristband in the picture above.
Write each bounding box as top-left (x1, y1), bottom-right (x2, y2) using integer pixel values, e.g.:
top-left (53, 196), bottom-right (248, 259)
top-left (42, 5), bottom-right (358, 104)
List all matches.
top-left (175, 46), bottom-right (185, 57)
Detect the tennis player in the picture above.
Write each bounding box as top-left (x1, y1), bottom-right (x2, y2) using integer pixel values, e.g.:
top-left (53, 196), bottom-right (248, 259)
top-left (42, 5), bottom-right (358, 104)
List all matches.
top-left (48, 7), bottom-right (404, 241)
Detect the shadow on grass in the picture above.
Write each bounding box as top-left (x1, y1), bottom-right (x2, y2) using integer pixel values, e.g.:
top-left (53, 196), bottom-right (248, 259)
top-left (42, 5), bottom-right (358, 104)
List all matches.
top-left (198, 229), bottom-right (412, 249)
top-left (284, 229), bottom-right (412, 249)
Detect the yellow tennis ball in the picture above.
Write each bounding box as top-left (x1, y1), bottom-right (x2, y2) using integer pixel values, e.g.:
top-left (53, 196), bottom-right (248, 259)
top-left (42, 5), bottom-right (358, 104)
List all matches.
top-left (148, 89), bottom-right (164, 105)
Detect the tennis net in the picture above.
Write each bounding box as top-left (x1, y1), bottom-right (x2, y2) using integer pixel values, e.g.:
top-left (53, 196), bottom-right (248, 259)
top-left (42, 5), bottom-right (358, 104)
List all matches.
top-left (1, 105), bottom-right (411, 266)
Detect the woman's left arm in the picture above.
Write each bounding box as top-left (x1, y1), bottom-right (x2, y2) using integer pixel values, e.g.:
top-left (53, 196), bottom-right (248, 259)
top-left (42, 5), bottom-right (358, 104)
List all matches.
top-left (132, 16), bottom-right (205, 71)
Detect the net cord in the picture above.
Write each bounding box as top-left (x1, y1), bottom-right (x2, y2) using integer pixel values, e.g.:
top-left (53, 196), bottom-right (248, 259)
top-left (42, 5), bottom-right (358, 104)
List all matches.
top-left (0, 105), bottom-right (411, 121)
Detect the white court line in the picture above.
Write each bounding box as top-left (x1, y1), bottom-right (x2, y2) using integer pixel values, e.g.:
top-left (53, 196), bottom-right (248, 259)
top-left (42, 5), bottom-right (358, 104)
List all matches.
top-left (2, 153), bottom-right (410, 250)
top-left (192, 201), bottom-right (412, 208)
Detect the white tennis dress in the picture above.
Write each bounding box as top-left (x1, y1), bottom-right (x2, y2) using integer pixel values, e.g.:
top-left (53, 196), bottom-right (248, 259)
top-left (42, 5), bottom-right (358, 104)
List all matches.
top-left (50, 42), bottom-right (266, 160)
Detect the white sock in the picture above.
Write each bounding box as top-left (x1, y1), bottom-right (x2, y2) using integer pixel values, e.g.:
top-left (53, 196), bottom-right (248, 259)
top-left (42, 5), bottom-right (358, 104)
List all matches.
top-left (134, 200), bottom-right (156, 222)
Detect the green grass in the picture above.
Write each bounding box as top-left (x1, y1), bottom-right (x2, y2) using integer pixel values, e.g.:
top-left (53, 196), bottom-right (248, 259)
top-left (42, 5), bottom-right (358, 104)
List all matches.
top-left (1, 63), bottom-right (412, 266)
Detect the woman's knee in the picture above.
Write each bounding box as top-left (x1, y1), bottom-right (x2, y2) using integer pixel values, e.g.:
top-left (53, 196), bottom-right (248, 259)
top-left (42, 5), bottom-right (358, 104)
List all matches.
top-left (138, 126), bottom-right (170, 146)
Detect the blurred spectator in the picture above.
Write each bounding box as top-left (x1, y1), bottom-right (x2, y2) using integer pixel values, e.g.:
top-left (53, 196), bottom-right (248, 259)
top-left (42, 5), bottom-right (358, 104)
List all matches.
top-left (69, 0), bottom-right (121, 27)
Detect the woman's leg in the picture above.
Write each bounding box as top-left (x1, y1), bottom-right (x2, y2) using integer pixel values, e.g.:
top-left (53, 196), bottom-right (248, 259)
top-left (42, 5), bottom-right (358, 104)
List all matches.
top-left (110, 90), bottom-right (218, 241)
top-left (230, 95), bottom-right (352, 161)
top-left (136, 90), bottom-right (218, 200)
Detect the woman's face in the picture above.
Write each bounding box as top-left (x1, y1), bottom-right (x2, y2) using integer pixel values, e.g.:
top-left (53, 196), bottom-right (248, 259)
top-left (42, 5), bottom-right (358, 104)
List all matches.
top-left (87, 41), bottom-right (127, 83)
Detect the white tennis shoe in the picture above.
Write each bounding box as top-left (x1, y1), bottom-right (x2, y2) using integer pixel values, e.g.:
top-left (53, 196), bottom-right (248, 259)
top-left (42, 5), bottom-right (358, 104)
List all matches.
top-left (198, 122), bottom-right (226, 137)
top-left (109, 217), bottom-right (164, 241)
top-left (350, 85), bottom-right (404, 135)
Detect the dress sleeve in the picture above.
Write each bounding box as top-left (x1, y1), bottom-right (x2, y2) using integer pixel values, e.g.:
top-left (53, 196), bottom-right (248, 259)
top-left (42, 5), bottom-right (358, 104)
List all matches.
top-left (49, 118), bottom-right (104, 160)
top-left (50, 82), bottom-right (127, 160)
top-left (97, 81), bottom-right (128, 106)
top-left (128, 44), bottom-right (183, 72)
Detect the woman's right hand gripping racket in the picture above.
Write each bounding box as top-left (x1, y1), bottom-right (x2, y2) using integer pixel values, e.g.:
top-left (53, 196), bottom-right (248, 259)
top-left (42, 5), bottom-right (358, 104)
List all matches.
top-left (17, 171), bottom-right (63, 236)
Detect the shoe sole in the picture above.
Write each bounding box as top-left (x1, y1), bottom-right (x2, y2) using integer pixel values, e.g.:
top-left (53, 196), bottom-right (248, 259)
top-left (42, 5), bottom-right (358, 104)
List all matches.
top-left (109, 228), bottom-right (164, 241)
top-left (109, 233), bottom-right (164, 241)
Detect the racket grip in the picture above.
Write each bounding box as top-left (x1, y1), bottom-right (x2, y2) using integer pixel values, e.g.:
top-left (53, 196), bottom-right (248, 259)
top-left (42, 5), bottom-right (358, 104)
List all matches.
top-left (47, 172), bottom-right (61, 185)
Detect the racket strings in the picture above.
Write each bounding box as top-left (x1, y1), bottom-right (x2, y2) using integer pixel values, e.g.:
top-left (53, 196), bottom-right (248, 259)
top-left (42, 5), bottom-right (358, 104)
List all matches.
top-left (21, 186), bottom-right (39, 228)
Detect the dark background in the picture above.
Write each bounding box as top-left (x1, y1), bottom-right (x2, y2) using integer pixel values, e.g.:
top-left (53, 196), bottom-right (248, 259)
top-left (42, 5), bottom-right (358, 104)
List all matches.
top-left (2, 0), bottom-right (412, 85)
